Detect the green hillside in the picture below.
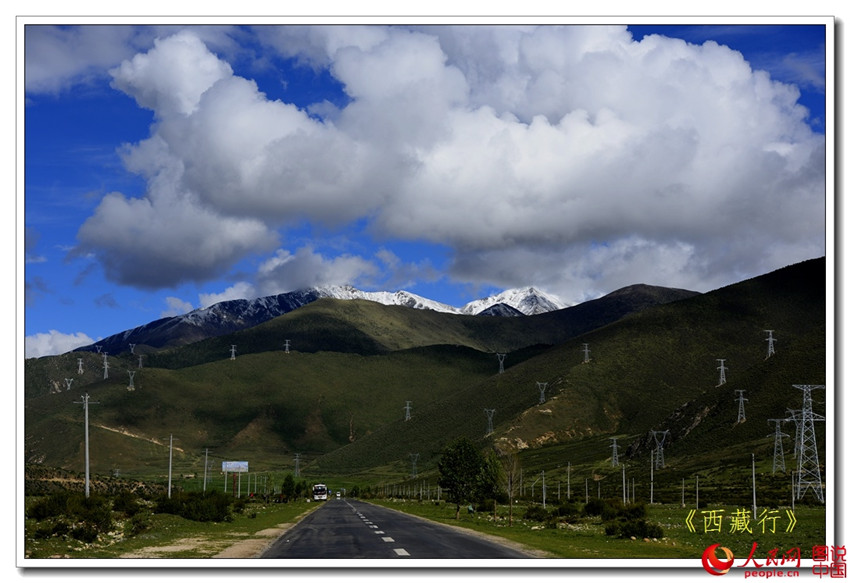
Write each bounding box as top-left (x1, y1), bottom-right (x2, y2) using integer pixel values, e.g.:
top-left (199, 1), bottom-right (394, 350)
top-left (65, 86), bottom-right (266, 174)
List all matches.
top-left (311, 258), bottom-right (826, 484)
top-left (23, 258), bottom-right (827, 500)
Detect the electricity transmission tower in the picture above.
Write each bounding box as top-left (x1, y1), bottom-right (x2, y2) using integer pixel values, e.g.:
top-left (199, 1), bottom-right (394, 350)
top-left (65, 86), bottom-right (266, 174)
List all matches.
top-left (102, 353), bottom-right (109, 379)
top-left (716, 359), bottom-right (727, 386)
top-left (73, 393), bottom-right (99, 498)
top-left (230, 345), bottom-right (237, 360)
top-left (404, 401), bottom-right (412, 421)
top-left (764, 330), bottom-right (776, 358)
top-left (294, 453), bottom-right (301, 477)
top-left (785, 409), bottom-right (803, 460)
top-left (128, 371), bottom-right (136, 391)
top-left (582, 343), bottom-right (591, 364)
top-left (768, 419), bottom-right (789, 474)
top-left (792, 385), bottom-right (825, 502)
top-left (284, 339), bottom-right (290, 354)
top-left (484, 409), bottom-right (496, 435)
top-left (129, 343), bottom-right (136, 355)
top-left (497, 353), bottom-right (506, 374)
top-left (138, 354), bottom-right (144, 369)
top-left (77, 358), bottom-right (83, 374)
top-left (537, 382), bottom-right (548, 404)
top-left (409, 453), bottom-right (419, 478)
top-left (652, 430), bottom-right (670, 469)
top-left (64, 378), bottom-right (74, 392)
top-left (610, 437), bottom-right (619, 467)
top-left (735, 390), bottom-right (748, 423)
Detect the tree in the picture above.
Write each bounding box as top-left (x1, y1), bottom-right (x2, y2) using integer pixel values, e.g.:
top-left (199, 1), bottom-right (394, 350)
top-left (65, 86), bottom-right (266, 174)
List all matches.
top-left (496, 447), bottom-right (521, 526)
top-left (281, 474), bottom-right (295, 502)
top-left (437, 437), bottom-right (498, 519)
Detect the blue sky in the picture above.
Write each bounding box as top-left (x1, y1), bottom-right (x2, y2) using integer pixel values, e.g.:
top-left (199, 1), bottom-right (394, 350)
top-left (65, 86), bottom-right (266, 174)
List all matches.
top-left (22, 20), bottom-right (830, 357)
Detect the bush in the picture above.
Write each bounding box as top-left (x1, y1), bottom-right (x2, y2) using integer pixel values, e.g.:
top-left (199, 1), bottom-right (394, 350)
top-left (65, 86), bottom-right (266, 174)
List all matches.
top-left (155, 491), bottom-right (233, 522)
top-left (523, 505), bottom-right (549, 522)
top-left (553, 501), bottom-right (581, 519)
top-left (71, 523), bottom-right (100, 543)
top-left (125, 511), bottom-right (153, 537)
top-left (112, 491), bottom-right (142, 517)
top-left (605, 518), bottom-right (664, 539)
top-left (582, 498), bottom-right (606, 517)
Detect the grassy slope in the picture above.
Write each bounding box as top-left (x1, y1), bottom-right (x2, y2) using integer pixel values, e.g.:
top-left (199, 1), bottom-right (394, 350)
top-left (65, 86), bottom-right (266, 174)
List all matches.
top-left (313, 258), bottom-right (826, 487)
top-left (24, 258), bottom-right (825, 492)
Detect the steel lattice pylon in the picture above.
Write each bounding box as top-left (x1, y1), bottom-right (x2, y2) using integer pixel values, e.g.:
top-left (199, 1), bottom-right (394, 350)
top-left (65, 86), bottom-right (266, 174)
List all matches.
top-left (736, 390), bottom-right (748, 423)
top-left (610, 437), bottom-right (619, 467)
top-left (768, 419), bottom-right (789, 474)
top-left (652, 430), bottom-right (669, 469)
top-left (792, 385), bottom-right (825, 502)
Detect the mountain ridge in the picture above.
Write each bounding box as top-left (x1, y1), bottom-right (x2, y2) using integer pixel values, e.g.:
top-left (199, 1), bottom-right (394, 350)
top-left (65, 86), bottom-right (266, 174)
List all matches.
top-left (72, 283), bottom-right (677, 357)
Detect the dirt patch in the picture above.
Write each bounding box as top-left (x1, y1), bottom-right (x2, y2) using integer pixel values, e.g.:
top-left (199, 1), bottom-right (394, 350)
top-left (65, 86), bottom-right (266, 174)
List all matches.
top-left (120, 537), bottom-right (228, 558)
top-left (213, 524), bottom-right (294, 558)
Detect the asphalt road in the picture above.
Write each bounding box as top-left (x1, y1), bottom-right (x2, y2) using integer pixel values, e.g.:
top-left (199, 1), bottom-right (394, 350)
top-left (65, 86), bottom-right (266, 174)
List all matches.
top-left (260, 498), bottom-right (533, 559)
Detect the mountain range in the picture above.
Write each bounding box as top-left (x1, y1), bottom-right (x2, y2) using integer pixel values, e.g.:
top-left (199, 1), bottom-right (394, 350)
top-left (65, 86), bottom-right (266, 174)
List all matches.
top-left (24, 257), bottom-right (826, 499)
top-left (73, 285), bottom-right (568, 356)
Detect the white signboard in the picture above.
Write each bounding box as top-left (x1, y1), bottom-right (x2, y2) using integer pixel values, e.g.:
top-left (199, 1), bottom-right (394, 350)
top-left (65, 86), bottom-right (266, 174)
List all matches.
top-left (222, 461), bottom-right (248, 473)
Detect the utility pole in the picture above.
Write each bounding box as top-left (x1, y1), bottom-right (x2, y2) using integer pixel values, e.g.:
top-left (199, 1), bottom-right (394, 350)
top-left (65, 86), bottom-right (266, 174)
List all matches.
top-left (541, 471), bottom-right (546, 509)
top-left (650, 449), bottom-right (655, 504)
top-left (73, 393), bottom-right (99, 498)
top-left (716, 359), bottom-right (727, 386)
top-left (203, 448), bottom-right (210, 492)
top-left (622, 465), bottom-right (627, 504)
top-left (751, 453), bottom-right (757, 518)
top-left (166, 434), bottom-right (179, 499)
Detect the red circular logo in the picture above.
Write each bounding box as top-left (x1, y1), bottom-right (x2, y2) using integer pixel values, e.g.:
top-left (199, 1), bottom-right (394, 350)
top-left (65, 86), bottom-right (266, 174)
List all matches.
top-left (702, 544), bottom-right (735, 576)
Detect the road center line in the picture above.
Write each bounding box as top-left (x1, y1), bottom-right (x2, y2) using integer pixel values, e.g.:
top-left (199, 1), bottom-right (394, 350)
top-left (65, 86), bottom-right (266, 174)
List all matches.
top-left (393, 548), bottom-right (410, 557)
top-left (382, 537), bottom-right (395, 542)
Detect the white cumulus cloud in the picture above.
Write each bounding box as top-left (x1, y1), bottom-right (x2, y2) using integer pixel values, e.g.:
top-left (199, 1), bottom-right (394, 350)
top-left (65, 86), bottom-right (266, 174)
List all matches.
top-left (69, 25), bottom-right (825, 298)
top-left (25, 330), bottom-right (95, 358)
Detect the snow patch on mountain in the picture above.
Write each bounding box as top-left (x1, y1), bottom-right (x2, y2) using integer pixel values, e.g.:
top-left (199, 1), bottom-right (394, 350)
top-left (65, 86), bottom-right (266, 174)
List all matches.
top-left (460, 287), bottom-right (569, 316)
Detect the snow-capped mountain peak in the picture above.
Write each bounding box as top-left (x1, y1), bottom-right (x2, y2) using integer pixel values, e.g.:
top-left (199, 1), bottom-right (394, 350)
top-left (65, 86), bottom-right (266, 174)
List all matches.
top-left (460, 286), bottom-right (569, 316)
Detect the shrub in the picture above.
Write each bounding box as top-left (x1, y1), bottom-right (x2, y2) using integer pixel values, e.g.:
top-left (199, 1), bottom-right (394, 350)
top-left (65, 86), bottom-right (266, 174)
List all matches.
top-left (71, 523), bottom-right (100, 543)
top-left (125, 511), bottom-right (153, 537)
top-left (155, 491), bottom-right (232, 522)
top-left (112, 491), bottom-right (142, 517)
top-left (605, 518), bottom-right (664, 539)
top-left (523, 505), bottom-right (549, 522)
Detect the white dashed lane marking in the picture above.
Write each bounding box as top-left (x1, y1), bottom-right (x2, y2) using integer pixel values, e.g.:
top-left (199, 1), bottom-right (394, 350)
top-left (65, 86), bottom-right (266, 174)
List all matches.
top-left (382, 537), bottom-right (395, 542)
top-left (393, 548), bottom-right (410, 557)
